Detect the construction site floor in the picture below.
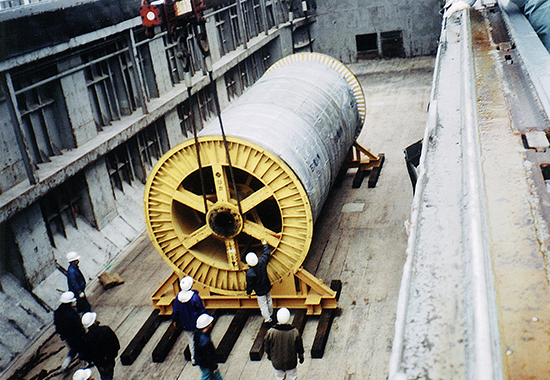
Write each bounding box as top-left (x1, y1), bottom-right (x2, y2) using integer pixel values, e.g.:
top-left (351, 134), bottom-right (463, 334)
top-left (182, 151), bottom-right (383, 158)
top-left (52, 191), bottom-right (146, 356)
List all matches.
top-left (4, 56), bottom-right (435, 380)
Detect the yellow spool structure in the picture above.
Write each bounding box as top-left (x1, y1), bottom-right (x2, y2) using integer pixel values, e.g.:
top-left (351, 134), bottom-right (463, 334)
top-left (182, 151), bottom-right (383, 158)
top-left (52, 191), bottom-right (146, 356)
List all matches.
top-left (145, 53), bottom-right (371, 314)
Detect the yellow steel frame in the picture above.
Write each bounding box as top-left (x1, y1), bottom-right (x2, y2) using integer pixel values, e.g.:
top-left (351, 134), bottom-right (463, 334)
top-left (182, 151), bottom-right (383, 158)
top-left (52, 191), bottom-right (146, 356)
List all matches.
top-left (344, 142), bottom-right (383, 172)
top-left (152, 267), bottom-right (337, 316)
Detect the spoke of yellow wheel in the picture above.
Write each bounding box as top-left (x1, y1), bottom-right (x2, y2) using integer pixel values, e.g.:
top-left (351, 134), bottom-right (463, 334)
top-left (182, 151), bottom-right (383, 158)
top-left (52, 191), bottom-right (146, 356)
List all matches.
top-left (242, 220), bottom-right (280, 247)
top-left (240, 186), bottom-right (273, 214)
top-left (181, 224), bottom-right (213, 250)
top-left (172, 188), bottom-right (212, 214)
top-left (212, 163), bottom-right (231, 202)
top-left (224, 239), bottom-right (241, 270)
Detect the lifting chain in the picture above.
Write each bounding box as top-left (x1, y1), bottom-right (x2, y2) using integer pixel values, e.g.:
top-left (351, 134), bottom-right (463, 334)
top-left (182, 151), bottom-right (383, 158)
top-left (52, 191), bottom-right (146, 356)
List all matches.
top-left (180, 27), bottom-right (243, 218)
top-left (178, 34), bottom-right (209, 215)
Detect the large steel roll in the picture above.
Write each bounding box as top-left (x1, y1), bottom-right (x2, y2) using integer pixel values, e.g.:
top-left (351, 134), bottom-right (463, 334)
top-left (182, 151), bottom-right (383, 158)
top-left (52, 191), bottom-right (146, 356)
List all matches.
top-left (144, 52), bottom-right (365, 295)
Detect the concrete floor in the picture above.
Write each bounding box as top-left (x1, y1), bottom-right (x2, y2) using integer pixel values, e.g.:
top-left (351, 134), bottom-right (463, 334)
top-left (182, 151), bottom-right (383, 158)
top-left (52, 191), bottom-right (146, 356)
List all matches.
top-left (5, 56), bottom-right (435, 380)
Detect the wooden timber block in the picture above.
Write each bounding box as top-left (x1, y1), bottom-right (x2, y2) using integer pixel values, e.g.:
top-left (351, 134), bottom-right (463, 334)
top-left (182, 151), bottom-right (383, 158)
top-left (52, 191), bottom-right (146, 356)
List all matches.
top-left (152, 322), bottom-right (181, 363)
top-left (352, 169), bottom-right (370, 188)
top-left (292, 309), bottom-right (308, 335)
top-left (98, 271), bottom-right (124, 289)
top-left (367, 153), bottom-right (385, 188)
top-left (311, 280), bottom-right (342, 359)
top-left (249, 323), bottom-right (270, 361)
top-left (121, 309), bottom-right (161, 365)
top-left (216, 309), bottom-right (251, 363)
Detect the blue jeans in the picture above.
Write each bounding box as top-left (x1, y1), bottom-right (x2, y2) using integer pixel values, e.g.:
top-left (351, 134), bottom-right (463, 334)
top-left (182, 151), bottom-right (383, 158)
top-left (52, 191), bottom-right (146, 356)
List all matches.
top-left (200, 367), bottom-right (223, 380)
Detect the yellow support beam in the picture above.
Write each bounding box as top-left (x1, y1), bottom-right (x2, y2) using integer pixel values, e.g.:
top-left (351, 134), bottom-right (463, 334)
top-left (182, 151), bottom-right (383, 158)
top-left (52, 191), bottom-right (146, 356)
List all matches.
top-left (152, 267), bottom-right (338, 316)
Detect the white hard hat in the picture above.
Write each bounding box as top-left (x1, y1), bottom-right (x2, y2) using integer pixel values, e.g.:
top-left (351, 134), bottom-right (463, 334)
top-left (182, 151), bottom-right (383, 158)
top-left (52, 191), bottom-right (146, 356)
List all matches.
top-left (180, 276), bottom-right (193, 291)
top-left (66, 251), bottom-right (80, 262)
top-left (59, 291), bottom-right (76, 304)
top-left (277, 307), bottom-right (291, 324)
top-left (73, 368), bottom-right (92, 380)
top-left (82, 312), bottom-right (97, 328)
top-left (246, 252), bottom-right (258, 267)
top-left (196, 313), bottom-right (214, 329)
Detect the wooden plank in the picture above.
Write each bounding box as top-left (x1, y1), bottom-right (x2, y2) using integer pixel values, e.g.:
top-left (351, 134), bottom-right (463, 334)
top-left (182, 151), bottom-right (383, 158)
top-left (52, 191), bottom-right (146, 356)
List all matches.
top-left (352, 169), bottom-right (369, 188)
top-left (310, 280), bottom-right (342, 359)
top-left (215, 309), bottom-right (251, 363)
top-left (152, 321), bottom-right (181, 363)
top-left (249, 323), bottom-right (270, 361)
top-left (120, 309), bottom-right (161, 365)
top-left (367, 153), bottom-right (385, 188)
top-left (292, 309), bottom-right (308, 335)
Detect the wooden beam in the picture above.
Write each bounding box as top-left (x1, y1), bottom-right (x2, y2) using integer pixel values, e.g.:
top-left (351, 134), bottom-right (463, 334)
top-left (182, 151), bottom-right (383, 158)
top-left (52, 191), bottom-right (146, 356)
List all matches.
top-left (352, 169), bottom-right (370, 188)
top-left (367, 153), bottom-right (385, 188)
top-left (120, 309), bottom-right (161, 365)
top-left (249, 322), bottom-right (270, 361)
top-left (292, 309), bottom-right (308, 335)
top-left (310, 280), bottom-right (342, 358)
top-left (215, 309), bottom-right (251, 363)
top-left (152, 322), bottom-right (181, 363)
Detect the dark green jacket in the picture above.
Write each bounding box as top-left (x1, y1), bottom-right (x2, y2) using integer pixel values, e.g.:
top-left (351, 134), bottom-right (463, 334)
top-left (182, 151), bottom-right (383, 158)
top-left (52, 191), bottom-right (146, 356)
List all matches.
top-left (265, 324), bottom-right (304, 371)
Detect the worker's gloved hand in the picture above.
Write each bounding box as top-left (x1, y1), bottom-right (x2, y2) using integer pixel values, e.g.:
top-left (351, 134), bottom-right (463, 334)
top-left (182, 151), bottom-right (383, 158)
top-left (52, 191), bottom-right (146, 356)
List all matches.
top-left (443, 0), bottom-right (471, 18)
top-left (299, 354), bottom-right (304, 364)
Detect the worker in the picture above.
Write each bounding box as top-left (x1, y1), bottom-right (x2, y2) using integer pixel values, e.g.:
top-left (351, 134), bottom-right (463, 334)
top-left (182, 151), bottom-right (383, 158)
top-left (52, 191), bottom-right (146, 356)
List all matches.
top-left (245, 239), bottom-right (273, 324)
top-left (66, 251), bottom-right (91, 313)
top-left (81, 312), bottom-right (120, 380)
top-left (264, 308), bottom-right (305, 380)
top-left (54, 291), bottom-right (86, 371)
top-left (443, 0), bottom-right (550, 52)
top-left (194, 313), bottom-right (223, 380)
top-left (73, 368), bottom-right (93, 380)
top-left (172, 275), bottom-right (206, 365)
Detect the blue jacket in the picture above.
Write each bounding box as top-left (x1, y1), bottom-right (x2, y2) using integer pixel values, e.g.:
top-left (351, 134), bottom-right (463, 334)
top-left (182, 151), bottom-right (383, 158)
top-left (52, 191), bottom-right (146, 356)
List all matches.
top-left (246, 243), bottom-right (272, 296)
top-left (67, 262), bottom-right (86, 296)
top-left (172, 290), bottom-right (206, 331)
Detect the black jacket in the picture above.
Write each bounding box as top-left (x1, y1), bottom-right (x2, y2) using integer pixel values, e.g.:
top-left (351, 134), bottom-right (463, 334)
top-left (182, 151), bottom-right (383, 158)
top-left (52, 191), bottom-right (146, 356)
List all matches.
top-left (54, 303), bottom-right (85, 339)
top-left (82, 324), bottom-right (120, 367)
top-left (194, 330), bottom-right (218, 370)
top-left (246, 243), bottom-right (272, 296)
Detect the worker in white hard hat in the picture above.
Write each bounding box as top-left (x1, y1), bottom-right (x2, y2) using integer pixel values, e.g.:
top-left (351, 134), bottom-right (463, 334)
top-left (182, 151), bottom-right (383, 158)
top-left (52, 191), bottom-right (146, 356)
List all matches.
top-left (66, 251), bottom-right (91, 313)
top-left (245, 239), bottom-right (274, 324)
top-left (194, 313), bottom-right (223, 380)
top-left (171, 275), bottom-right (206, 365)
top-left (73, 368), bottom-right (93, 380)
top-left (81, 312), bottom-right (120, 380)
top-left (54, 291), bottom-right (86, 371)
top-left (264, 308), bottom-right (305, 380)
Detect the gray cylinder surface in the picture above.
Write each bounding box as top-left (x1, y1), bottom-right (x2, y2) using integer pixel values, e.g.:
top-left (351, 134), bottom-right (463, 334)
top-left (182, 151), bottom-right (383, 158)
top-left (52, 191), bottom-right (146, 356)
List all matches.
top-left (200, 52), bottom-right (365, 221)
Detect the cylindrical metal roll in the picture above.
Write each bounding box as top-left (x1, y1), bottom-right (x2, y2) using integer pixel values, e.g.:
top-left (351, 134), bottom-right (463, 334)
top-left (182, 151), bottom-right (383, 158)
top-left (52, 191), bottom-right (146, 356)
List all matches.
top-left (144, 52), bottom-right (365, 295)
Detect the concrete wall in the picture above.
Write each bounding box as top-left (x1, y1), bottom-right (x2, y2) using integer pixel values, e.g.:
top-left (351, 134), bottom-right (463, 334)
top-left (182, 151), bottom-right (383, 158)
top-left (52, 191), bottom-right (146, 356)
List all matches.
top-left (58, 56), bottom-right (98, 147)
top-left (0, 101), bottom-right (26, 192)
top-left (312, 0), bottom-right (443, 62)
top-left (150, 36), bottom-right (173, 96)
top-left (84, 158), bottom-right (118, 230)
top-left (10, 203), bottom-right (55, 287)
top-left (165, 108), bottom-right (187, 146)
